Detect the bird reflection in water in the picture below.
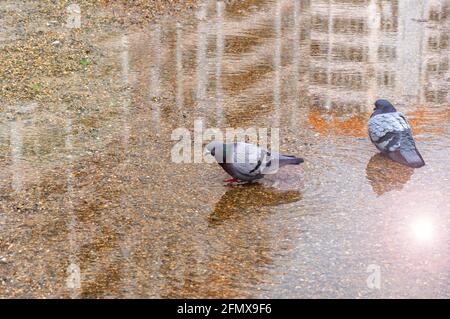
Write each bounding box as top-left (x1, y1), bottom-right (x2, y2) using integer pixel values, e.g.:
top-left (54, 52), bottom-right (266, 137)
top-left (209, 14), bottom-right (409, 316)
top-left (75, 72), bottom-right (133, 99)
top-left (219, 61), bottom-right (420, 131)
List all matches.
top-left (209, 184), bottom-right (302, 225)
top-left (366, 153), bottom-right (415, 196)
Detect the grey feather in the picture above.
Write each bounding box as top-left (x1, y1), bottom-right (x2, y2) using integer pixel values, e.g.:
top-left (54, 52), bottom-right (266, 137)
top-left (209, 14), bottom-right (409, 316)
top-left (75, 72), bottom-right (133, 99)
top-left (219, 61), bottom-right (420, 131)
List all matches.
top-left (206, 142), bottom-right (304, 182)
top-left (368, 112), bottom-right (425, 168)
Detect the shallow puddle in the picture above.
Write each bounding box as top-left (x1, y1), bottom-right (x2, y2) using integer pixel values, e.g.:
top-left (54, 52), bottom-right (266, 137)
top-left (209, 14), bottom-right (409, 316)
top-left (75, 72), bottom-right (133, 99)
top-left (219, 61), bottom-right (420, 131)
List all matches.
top-left (0, 0), bottom-right (449, 298)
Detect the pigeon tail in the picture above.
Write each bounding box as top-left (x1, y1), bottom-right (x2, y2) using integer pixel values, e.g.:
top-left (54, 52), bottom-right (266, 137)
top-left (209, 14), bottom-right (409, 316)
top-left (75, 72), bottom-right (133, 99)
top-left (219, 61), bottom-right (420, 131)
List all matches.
top-left (388, 148), bottom-right (425, 168)
top-left (279, 155), bottom-right (304, 166)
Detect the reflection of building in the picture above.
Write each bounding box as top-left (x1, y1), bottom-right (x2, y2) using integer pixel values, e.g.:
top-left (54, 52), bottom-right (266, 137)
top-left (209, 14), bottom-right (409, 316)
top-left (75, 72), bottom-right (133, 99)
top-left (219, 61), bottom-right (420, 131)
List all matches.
top-left (310, 0), bottom-right (373, 111)
top-left (308, 0), bottom-right (449, 113)
top-left (397, 0), bottom-right (450, 104)
top-left (138, 0), bottom-right (447, 129)
top-left (420, 0), bottom-right (449, 104)
top-left (163, 0), bottom-right (310, 127)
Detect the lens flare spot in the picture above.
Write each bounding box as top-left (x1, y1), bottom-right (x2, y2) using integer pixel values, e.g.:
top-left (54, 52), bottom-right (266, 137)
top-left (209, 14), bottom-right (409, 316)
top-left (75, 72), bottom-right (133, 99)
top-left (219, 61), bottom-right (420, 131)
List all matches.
top-left (410, 217), bottom-right (434, 243)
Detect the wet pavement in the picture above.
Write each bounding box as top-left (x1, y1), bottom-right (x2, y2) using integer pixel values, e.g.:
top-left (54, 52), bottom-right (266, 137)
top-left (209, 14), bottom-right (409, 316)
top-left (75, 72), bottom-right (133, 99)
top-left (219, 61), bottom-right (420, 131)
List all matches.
top-left (0, 0), bottom-right (449, 298)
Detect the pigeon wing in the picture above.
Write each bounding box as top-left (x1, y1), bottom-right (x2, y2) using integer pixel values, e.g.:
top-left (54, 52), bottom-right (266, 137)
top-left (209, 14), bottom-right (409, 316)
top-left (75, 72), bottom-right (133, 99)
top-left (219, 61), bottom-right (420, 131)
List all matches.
top-left (228, 143), bottom-right (268, 179)
top-left (368, 112), bottom-right (409, 152)
top-left (369, 112), bottom-right (425, 167)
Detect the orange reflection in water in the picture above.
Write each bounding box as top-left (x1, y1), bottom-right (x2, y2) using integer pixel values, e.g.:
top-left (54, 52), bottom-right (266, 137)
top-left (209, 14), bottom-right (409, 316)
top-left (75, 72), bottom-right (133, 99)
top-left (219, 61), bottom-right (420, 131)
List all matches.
top-left (407, 108), bottom-right (449, 135)
top-left (308, 108), bottom-right (449, 137)
top-left (308, 110), bottom-right (369, 137)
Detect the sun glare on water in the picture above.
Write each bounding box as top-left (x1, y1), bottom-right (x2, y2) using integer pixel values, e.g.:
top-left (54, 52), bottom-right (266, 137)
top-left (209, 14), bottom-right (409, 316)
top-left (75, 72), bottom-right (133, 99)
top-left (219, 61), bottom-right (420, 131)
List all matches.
top-left (410, 217), bottom-right (435, 243)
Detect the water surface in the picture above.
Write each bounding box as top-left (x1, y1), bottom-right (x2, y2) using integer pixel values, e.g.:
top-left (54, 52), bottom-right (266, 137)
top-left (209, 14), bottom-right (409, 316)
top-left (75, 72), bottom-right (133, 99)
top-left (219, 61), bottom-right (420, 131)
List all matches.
top-left (0, 0), bottom-right (449, 298)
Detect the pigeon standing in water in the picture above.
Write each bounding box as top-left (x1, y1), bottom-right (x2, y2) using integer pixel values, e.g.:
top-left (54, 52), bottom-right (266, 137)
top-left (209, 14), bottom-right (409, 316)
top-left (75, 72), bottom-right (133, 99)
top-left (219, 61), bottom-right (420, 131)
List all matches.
top-left (205, 141), bottom-right (304, 183)
top-left (368, 99), bottom-right (425, 168)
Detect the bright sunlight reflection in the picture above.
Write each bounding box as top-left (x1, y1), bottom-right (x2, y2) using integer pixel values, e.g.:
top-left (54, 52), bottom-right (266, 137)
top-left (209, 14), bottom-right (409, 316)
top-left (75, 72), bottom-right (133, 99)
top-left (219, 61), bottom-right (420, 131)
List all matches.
top-left (410, 217), bottom-right (435, 243)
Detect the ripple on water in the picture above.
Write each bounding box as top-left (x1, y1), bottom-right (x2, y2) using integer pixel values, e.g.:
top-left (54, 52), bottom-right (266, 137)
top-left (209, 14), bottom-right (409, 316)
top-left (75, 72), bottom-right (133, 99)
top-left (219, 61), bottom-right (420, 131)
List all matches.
top-left (299, 135), bottom-right (374, 199)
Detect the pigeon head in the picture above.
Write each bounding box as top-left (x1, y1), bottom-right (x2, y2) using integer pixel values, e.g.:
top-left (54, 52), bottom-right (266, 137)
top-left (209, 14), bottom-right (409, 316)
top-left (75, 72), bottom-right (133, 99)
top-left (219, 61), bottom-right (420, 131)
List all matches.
top-left (373, 99), bottom-right (397, 115)
top-left (205, 141), bottom-right (224, 157)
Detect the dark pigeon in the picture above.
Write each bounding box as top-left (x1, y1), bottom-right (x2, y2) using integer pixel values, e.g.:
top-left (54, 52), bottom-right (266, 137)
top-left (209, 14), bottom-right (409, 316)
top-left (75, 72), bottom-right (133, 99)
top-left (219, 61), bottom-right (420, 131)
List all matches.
top-left (368, 99), bottom-right (425, 168)
top-left (205, 141), bottom-right (304, 182)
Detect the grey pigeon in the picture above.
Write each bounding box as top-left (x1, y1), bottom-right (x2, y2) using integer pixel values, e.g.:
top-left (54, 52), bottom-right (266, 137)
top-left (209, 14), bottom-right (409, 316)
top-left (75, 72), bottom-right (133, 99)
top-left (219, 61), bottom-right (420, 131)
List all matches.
top-left (205, 141), bottom-right (304, 182)
top-left (368, 99), bottom-right (425, 168)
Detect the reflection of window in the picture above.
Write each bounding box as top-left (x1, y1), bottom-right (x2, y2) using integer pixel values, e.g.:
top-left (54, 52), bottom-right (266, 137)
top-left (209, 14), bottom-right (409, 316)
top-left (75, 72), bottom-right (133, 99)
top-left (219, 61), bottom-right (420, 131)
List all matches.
top-left (377, 45), bottom-right (396, 61)
top-left (428, 34), bottom-right (449, 51)
top-left (440, 34), bottom-right (449, 49)
top-left (333, 0), bottom-right (367, 4)
top-left (311, 41), bottom-right (329, 57)
top-left (311, 15), bottom-right (329, 32)
top-left (380, 0), bottom-right (397, 31)
top-left (331, 100), bottom-right (363, 113)
top-left (331, 72), bottom-right (364, 89)
top-left (332, 45), bottom-right (366, 62)
top-left (439, 60), bottom-right (449, 75)
top-left (377, 70), bottom-right (395, 87)
top-left (427, 63), bottom-right (438, 73)
top-left (333, 17), bottom-right (366, 34)
top-left (428, 36), bottom-right (440, 50)
top-left (429, 8), bottom-right (442, 21)
top-left (311, 68), bottom-right (328, 85)
top-left (380, 17), bottom-right (397, 32)
top-left (310, 95), bottom-right (327, 109)
top-left (425, 89), bottom-right (448, 103)
top-left (425, 60), bottom-right (448, 75)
